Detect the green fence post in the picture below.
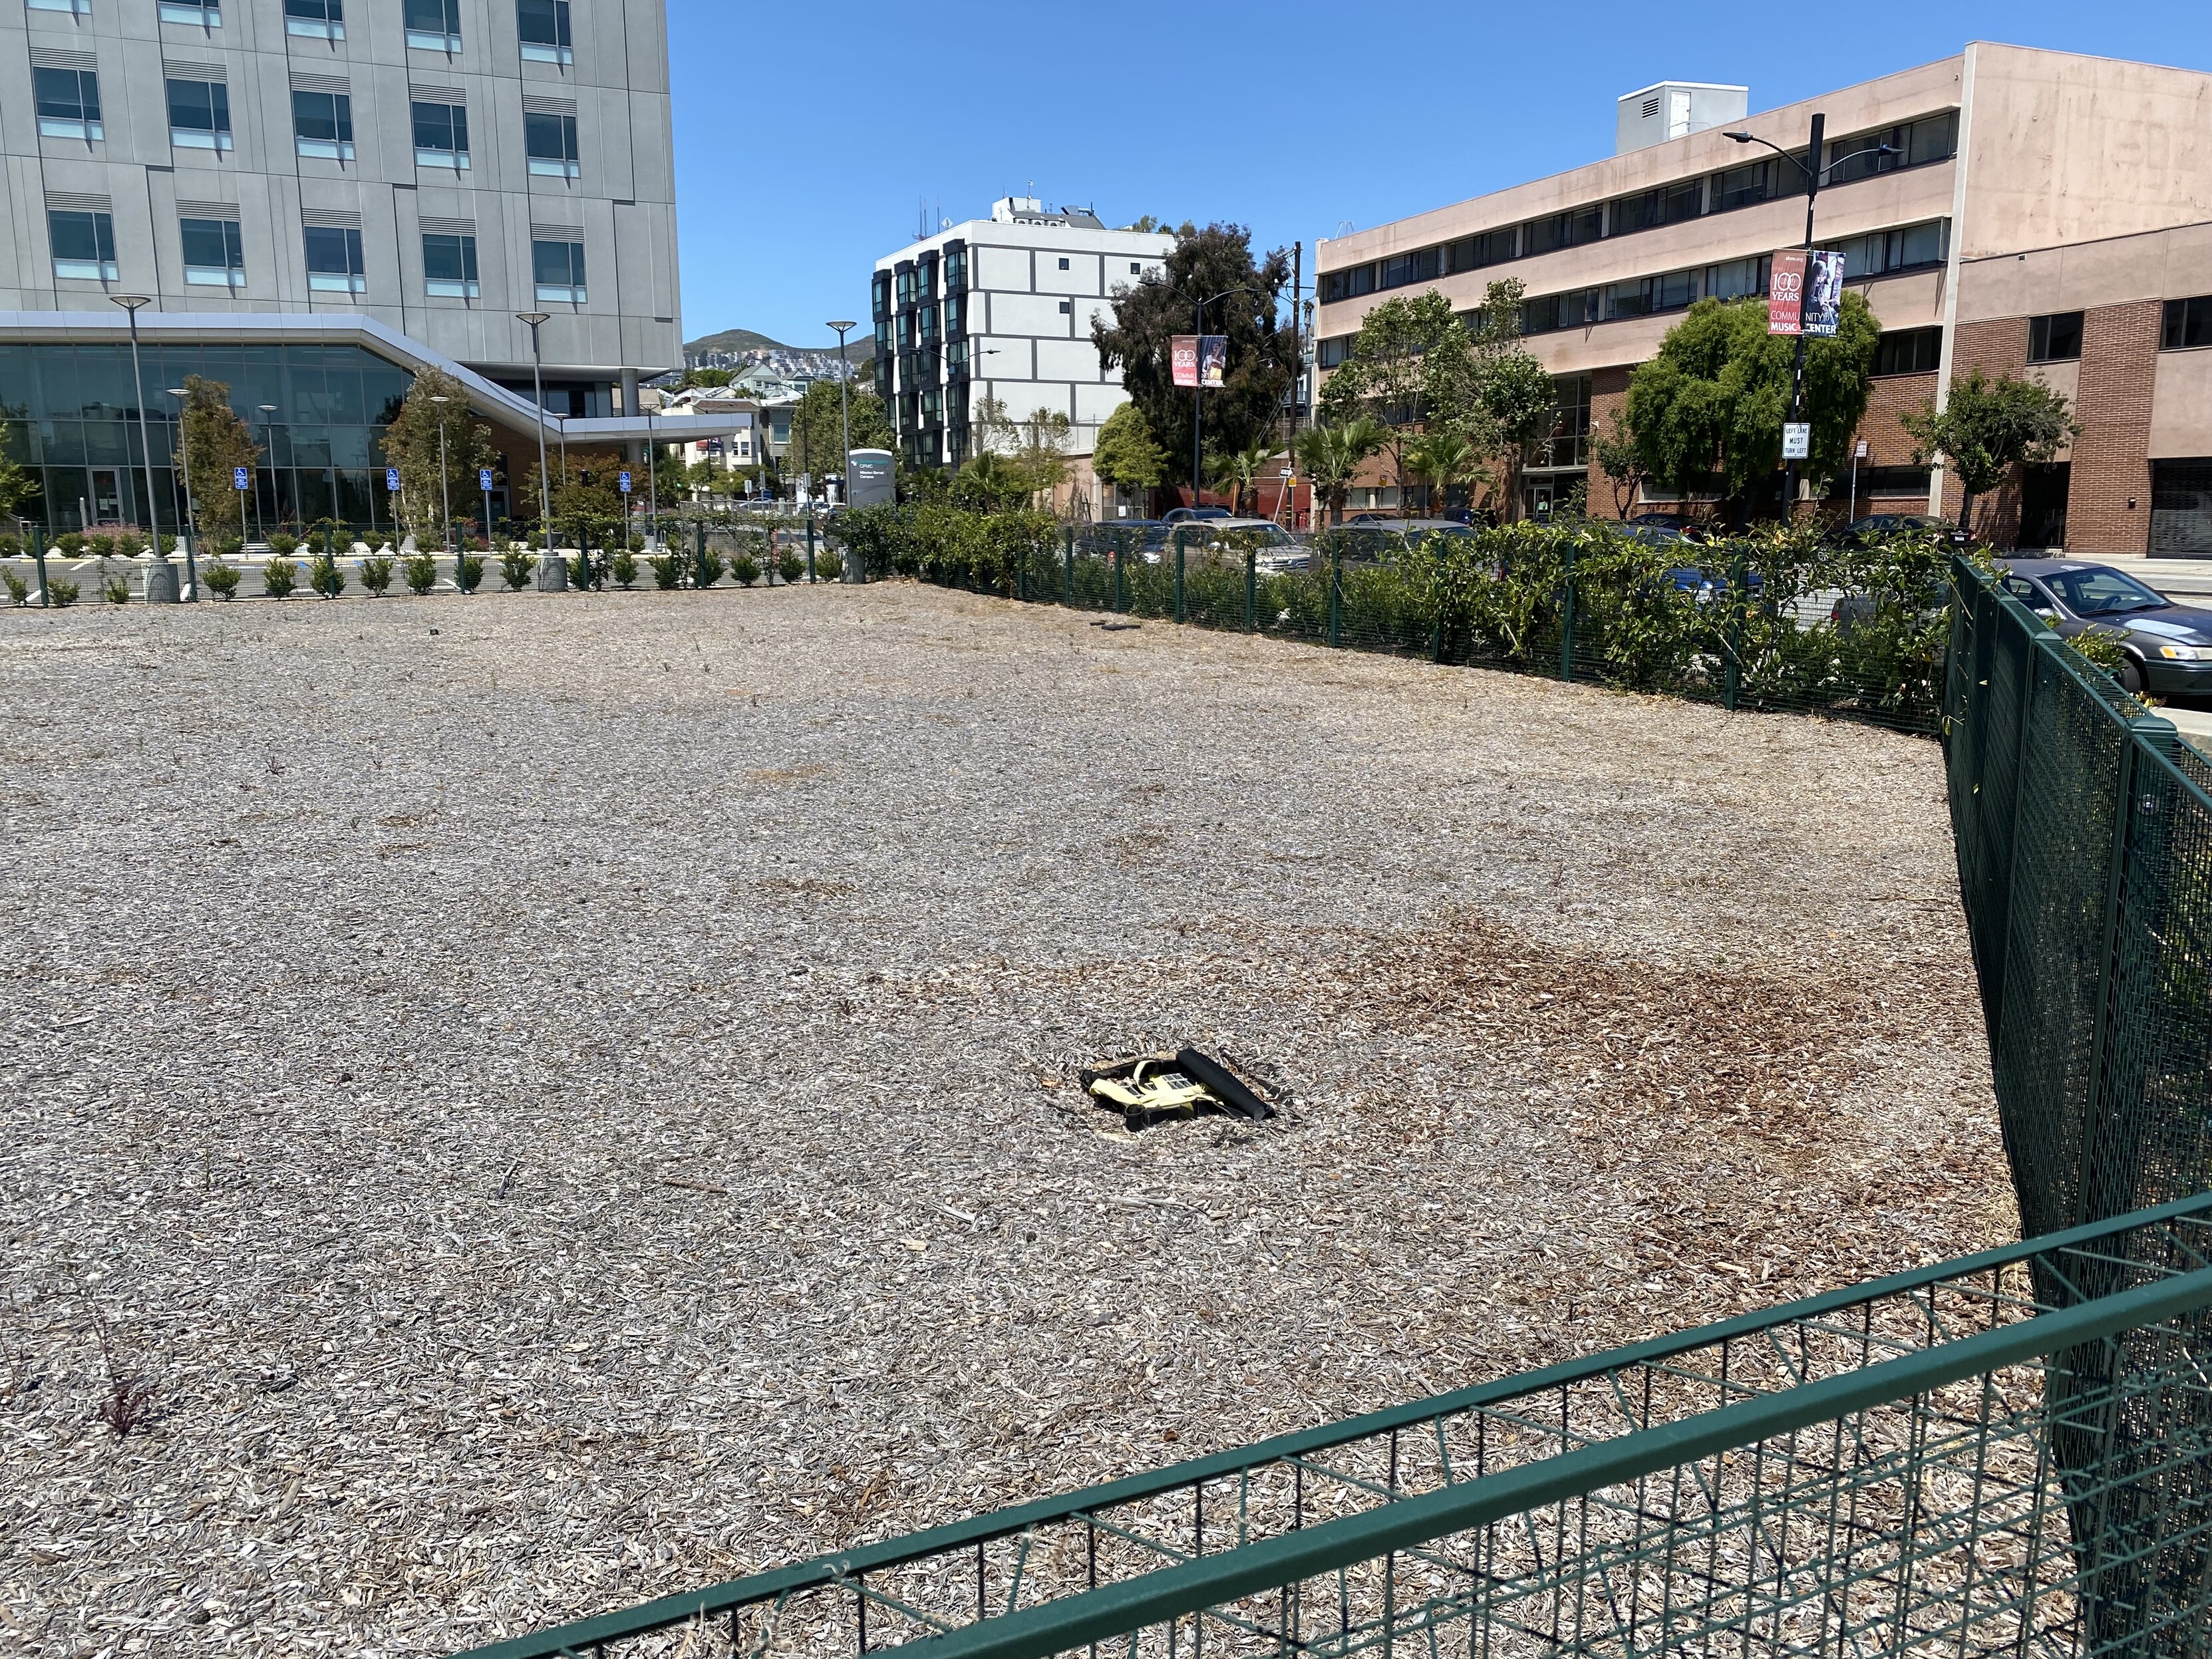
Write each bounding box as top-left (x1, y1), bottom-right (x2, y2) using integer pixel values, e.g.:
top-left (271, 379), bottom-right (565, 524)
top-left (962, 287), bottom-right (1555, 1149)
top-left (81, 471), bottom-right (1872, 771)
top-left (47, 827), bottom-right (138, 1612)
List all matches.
top-left (1063, 526), bottom-right (1075, 605)
top-left (1114, 534), bottom-right (1125, 613)
top-left (1329, 546), bottom-right (1343, 648)
top-left (694, 520), bottom-right (706, 588)
top-left (1558, 543), bottom-right (1577, 682)
top-left (806, 514), bottom-right (817, 587)
top-left (1723, 547), bottom-right (1745, 711)
top-left (1174, 529), bottom-right (1186, 625)
top-left (1245, 549), bottom-right (1257, 632)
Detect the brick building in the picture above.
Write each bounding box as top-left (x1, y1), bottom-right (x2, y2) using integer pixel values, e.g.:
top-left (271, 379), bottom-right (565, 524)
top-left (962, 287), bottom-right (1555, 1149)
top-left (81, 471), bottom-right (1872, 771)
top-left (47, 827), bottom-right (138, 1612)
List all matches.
top-left (1312, 44), bottom-right (2212, 556)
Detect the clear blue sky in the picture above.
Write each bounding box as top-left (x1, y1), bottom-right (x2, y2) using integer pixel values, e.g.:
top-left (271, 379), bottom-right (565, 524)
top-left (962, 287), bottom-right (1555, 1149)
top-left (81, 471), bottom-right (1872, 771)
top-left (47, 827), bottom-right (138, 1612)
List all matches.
top-left (669, 1), bottom-right (2212, 351)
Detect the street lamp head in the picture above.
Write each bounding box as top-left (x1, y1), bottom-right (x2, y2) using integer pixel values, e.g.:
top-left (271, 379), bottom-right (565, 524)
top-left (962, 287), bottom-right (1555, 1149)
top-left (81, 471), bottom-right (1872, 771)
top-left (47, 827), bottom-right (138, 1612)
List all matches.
top-left (430, 394), bottom-right (450, 404)
top-left (109, 293), bottom-right (152, 313)
top-left (515, 311), bottom-right (551, 327)
top-left (165, 387), bottom-right (186, 398)
top-left (258, 403), bottom-right (277, 412)
top-left (826, 319), bottom-right (857, 333)
top-left (1724, 130), bottom-right (1754, 143)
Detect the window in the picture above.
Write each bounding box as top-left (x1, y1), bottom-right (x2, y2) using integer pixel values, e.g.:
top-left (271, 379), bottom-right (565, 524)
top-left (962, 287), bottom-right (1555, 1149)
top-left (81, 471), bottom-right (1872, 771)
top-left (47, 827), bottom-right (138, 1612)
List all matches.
top-left (2027, 311), bottom-right (2084, 364)
top-left (422, 231), bottom-right (479, 297)
top-left (1317, 335), bottom-right (1351, 369)
top-left (944, 292), bottom-right (963, 336)
top-left (895, 311), bottom-right (911, 349)
top-left (1605, 267), bottom-right (1698, 321)
top-left (532, 238), bottom-right (585, 303)
top-left (1522, 206), bottom-right (1603, 256)
top-left (304, 225), bottom-right (365, 293)
top-left (1378, 247), bottom-right (1440, 291)
top-left (918, 304), bottom-right (940, 341)
top-left (1057, 257), bottom-right (1070, 270)
top-left (2163, 296), bottom-right (2212, 351)
top-left (517, 0), bottom-right (572, 64)
top-left (1873, 327), bottom-right (1943, 376)
top-left (49, 208), bottom-right (116, 281)
top-left (412, 101), bottom-right (470, 168)
top-left (1056, 300), bottom-right (1072, 315)
top-left (404, 0), bottom-right (461, 51)
top-left (29, 0), bottom-right (94, 14)
top-left (1712, 154), bottom-right (1798, 213)
top-left (1702, 254), bottom-right (1770, 301)
top-left (872, 271), bottom-right (893, 320)
top-left (166, 78), bottom-right (232, 150)
top-left (1611, 178), bottom-right (1702, 236)
top-left (1130, 261), bottom-right (1142, 275)
top-left (284, 0), bottom-right (343, 39)
top-left (1321, 263), bottom-right (1376, 303)
top-left (524, 110), bottom-right (580, 178)
top-left (944, 245), bottom-right (967, 289)
top-left (180, 216), bottom-right (245, 287)
top-left (1519, 289), bottom-right (1600, 335)
top-left (293, 89), bottom-right (355, 160)
top-left (33, 68), bottom-right (102, 141)
top-left (895, 266), bottom-right (915, 307)
top-left (1445, 227), bottom-right (1517, 273)
top-left (1827, 111), bottom-right (1959, 184)
top-left (159, 1), bottom-right (220, 24)
top-left (874, 319), bottom-right (891, 353)
top-left (1828, 220), bottom-right (1948, 279)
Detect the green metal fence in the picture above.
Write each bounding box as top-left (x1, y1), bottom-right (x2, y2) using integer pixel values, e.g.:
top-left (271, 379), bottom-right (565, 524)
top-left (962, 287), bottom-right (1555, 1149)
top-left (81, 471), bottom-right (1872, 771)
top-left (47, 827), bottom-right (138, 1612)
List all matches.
top-left (452, 553), bottom-right (2212, 1659)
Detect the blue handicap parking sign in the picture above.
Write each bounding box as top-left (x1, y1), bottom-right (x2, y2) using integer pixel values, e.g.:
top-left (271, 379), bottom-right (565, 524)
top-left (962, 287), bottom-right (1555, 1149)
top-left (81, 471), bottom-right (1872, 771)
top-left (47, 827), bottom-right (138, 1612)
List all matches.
top-left (233, 467), bottom-right (249, 491)
top-left (619, 471), bottom-right (633, 494)
top-left (386, 468), bottom-right (400, 492)
top-left (479, 468), bottom-right (494, 491)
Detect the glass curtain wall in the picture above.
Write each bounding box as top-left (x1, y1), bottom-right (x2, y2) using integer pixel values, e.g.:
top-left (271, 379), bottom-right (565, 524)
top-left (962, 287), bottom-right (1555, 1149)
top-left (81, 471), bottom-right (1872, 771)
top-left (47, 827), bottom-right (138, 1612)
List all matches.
top-left (0, 341), bottom-right (412, 537)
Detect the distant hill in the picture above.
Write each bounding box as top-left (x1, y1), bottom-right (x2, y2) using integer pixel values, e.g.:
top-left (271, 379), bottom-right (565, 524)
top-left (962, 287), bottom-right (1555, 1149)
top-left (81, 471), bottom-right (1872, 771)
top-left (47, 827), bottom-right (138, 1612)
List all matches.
top-left (685, 327), bottom-right (873, 365)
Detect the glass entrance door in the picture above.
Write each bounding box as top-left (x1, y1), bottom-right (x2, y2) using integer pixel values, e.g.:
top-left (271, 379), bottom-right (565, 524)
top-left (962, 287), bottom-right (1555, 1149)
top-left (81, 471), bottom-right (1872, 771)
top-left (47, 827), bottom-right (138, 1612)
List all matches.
top-left (90, 468), bottom-right (124, 526)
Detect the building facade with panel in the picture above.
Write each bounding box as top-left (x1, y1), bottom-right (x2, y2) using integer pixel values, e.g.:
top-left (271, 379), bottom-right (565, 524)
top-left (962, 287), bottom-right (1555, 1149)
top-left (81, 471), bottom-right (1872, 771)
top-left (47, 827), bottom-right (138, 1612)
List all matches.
top-left (0, 0), bottom-right (691, 532)
top-left (1313, 44), bottom-right (2212, 556)
top-left (871, 197), bottom-right (1172, 474)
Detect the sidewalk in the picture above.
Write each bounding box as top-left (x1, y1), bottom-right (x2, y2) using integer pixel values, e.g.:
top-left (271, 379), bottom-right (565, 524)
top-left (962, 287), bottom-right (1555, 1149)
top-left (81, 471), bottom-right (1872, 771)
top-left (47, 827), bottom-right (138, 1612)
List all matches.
top-left (2161, 704), bottom-right (2212, 758)
top-left (2094, 553), bottom-right (2212, 598)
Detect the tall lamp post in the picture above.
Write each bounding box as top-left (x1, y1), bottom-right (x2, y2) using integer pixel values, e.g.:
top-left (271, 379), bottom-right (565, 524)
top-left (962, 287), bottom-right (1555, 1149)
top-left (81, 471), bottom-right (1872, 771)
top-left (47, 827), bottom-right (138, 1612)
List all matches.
top-left (644, 401), bottom-right (658, 549)
top-left (826, 320), bottom-right (856, 507)
top-left (255, 402), bottom-right (278, 542)
top-left (1722, 118), bottom-right (1896, 522)
top-left (430, 393), bottom-right (455, 587)
top-left (165, 387), bottom-right (201, 600)
top-left (1174, 286), bottom-right (1255, 516)
top-left (108, 295), bottom-right (172, 597)
top-left (515, 311), bottom-right (555, 573)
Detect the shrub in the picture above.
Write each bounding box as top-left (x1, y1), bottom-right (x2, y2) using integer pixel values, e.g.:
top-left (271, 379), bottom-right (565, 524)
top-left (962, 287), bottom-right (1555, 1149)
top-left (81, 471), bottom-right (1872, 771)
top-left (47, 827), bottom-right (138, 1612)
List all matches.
top-left (102, 576), bottom-right (130, 605)
top-left (266, 531), bottom-right (299, 559)
top-left (50, 579), bottom-right (79, 607)
top-left (695, 547), bottom-right (725, 588)
top-left (404, 551), bottom-right (438, 595)
top-left (202, 561), bottom-right (241, 599)
top-left (4, 569), bottom-right (27, 606)
top-left (457, 553), bottom-right (485, 594)
top-left (57, 531), bottom-right (86, 559)
top-left (815, 545), bottom-right (844, 581)
top-left (650, 553), bottom-right (682, 589)
top-left (213, 534), bottom-right (245, 561)
top-left (113, 531), bottom-right (148, 559)
top-left (567, 554), bottom-right (590, 589)
top-left (730, 551), bottom-right (762, 587)
top-left (86, 532), bottom-right (117, 559)
top-left (360, 555), bottom-right (395, 595)
top-left (262, 556), bottom-right (298, 599)
top-left (309, 553), bottom-right (347, 599)
top-left (777, 547), bottom-right (805, 585)
top-left (500, 548), bottom-right (536, 590)
top-left (611, 549), bottom-right (639, 588)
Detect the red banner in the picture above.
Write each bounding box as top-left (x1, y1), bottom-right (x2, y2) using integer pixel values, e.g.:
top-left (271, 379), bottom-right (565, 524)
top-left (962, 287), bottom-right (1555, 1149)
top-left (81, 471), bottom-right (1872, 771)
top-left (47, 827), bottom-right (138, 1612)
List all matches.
top-left (1768, 249), bottom-right (1806, 336)
top-left (1172, 335), bottom-right (1199, 388)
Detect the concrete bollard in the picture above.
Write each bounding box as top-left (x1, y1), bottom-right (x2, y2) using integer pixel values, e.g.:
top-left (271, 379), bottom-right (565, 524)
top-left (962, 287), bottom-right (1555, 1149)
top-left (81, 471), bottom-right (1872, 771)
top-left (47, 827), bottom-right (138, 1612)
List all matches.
top-left (144, 559), bottom-right (180, 604)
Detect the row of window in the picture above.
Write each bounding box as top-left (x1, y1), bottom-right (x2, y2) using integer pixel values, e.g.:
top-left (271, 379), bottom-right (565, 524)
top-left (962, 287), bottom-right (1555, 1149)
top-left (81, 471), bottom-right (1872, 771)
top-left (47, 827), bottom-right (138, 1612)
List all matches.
top-left (1320, 111), bottom-right (1959, 304)
top-left (43, 206), bottom-right (588, 301)
top-left (31, 67), bottom-right (580, 176)
top-left (27, 0), bottom-right (578, 63)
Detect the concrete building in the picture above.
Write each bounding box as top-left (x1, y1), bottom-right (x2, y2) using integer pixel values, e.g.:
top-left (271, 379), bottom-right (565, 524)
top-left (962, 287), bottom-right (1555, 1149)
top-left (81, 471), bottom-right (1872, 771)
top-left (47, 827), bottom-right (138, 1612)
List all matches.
top-left (1, 0), bottom-right (716, 532)
top-left (872, 196), bottom-right (1172, 474)
top-left (1312, 44), bottom-right (2212, 555)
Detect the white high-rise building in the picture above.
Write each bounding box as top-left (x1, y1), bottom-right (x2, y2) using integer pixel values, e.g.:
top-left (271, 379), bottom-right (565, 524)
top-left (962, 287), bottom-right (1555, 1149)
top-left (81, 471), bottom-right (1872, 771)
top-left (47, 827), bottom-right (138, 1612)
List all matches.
top-left (871, 197), bottom-right (1172, 471)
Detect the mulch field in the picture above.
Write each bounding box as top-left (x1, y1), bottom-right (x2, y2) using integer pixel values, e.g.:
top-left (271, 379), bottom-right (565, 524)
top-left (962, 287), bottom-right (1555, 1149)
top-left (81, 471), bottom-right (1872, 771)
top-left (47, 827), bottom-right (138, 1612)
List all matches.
top-left (0, 583), bottom-right (2010, 1656)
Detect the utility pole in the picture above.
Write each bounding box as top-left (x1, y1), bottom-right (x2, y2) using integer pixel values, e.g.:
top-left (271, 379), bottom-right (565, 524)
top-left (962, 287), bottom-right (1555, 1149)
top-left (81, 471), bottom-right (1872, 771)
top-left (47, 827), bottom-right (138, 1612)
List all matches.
top-left (1287, 240), bottom-right (1302, 525)
top-left (1782, 113), bottom-right (1824, 526)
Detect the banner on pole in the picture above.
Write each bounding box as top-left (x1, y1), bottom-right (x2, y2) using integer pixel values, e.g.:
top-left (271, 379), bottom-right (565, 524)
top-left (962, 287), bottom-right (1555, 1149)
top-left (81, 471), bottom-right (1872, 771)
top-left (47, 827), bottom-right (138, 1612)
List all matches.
top-left (1768, 250), bottom-right (1806, 335)
top-left (1802, 249), bottom-right (1845, 337)
top-left (1171, 335), bottom-right (1199, 388)
top-left (1197, 335), bottom-right (1227, 388)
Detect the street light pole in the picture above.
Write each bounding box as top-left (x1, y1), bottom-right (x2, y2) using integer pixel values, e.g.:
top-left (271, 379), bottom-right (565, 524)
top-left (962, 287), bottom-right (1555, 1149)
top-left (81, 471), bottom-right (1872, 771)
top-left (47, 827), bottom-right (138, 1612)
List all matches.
top-left (828, 320), bottom-right (856, 508)
top-left (1180, 287), bottom-right (1253, 516)
top-left (645, 402), bottom-right (657, 548)
top-left (516, 311), bottom-right (554, 554)
top-left (109, 296), bottom-right (172, 596)
top-left (430, 394), bottom-right (454, 581)
top-left (166, 387), bottom-right (199, 597)
top-left (1725, 118), bottom-right (1893, 524)
top-left (255, 403), bottom-right (277, 543)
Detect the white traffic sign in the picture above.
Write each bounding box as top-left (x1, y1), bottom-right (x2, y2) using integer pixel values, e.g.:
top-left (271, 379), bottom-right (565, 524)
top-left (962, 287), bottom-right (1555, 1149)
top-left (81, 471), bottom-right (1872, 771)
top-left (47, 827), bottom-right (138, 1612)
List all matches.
top-left (1782, 422), bottom-right (1811, 461)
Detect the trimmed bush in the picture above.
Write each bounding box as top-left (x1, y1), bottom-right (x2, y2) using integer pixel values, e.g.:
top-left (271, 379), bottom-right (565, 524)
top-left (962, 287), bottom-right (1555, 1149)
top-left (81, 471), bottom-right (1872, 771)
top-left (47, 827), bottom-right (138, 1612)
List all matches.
top-left (102, 576), bottom-right (130, 605)
top-left (650, 553), bottom-right (682, 589)
top-left (776, 547), bottom-right (805, 585)
top-left (404, 551), bottom-right (438, 595)
top-left (731, 552), bottom-right (762, 587)
top-left (86, 532), bottom-right (117, 559)
top-left (611, 549), bottom-right (639, 588)
top-left (203, 561), bottom-right (242, 599)
top-left (500, 548), bottom-right (536, 590)
top-left (266, 531), bottom-right (299, 559)
top-left (50, 579), bottom-right (80, 607)
top-left (360, 555), bottom-right (395, 595)
top-left (814, 546), bottom-right (844, 582)
top-left (457, 553), bottom-right (485, 594)
top-left (4, 569), bottom-right (27, 606)
top-left (698, 548), bottom-right (727, 588)
top-left (261, 557), bottom-right (299, 598)
top-left (57, 531), bottom-right (86, 559)
top-left (309, 553), bottom-right (347, 599)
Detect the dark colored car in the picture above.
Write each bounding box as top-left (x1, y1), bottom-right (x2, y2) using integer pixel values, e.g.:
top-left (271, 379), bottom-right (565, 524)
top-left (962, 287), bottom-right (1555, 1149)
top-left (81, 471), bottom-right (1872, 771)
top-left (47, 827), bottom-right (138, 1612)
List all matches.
top-left (1828, 513), bottom-right (1969, 548)
top-left (1162, 506), bottom-right (1231, 526)
top-left (1999, 558), bottom-right (2212, 700)
top-left (1628, 512), bottom-right (1714, 543)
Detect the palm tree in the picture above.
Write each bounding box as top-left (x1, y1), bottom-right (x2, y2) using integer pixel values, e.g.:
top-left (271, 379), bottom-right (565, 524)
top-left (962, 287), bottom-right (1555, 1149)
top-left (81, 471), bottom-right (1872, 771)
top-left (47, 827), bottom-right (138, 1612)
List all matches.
top-left (1400, 431), bottom-right (1486, 518)
top-left (1207, 442), bottom-right (1279, 517)
top-left (1293, 420), bottom-right (1387, 527)
top-left (954, 450), bottom-right (1025, 512)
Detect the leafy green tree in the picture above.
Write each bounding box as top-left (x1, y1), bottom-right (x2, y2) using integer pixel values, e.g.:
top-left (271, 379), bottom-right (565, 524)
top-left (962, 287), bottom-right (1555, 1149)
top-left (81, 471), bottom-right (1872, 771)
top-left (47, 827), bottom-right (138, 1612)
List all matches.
top-left (681, 367), bottom-right (735, 388)
top-left (1623, 293), bottom-right (1879, 518)
top-left (1092, 222), bottom-right (1295, 488)
top-left (784, 377), bottom-right (895, 491)
top-left (1207, 442), bottom-right (1279, 516)
top-left (1901, 371), bottom-right (2080, 540)
top-left (383, 368), bottom-right (499, 541)
top-left (0, 410), bottom-right (39, 528)
top-left (178, 377), bottom-right (259, 544)
top-left (1481, 351), bottom-right (1561, 520)
top-left (1592, 408), bottom-right (1649, 518)
top-left (1017, 406), bottom-right (1073, 508)
top-left (1317, 290), bottom-right (1483, 506)
top-left (953, 451), bottom-right (1027, 513)
top-left (1093, 402), bottom-right (1168, 502)
top-left (1292, 419), bottom-right (1387, 526)
top-left (1400, 430), bottom-right (1485, 516)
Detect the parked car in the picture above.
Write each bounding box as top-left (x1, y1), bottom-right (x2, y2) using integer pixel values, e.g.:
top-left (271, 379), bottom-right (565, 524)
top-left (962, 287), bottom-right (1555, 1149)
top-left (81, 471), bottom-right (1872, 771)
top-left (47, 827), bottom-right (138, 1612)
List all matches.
top-left (1997, 558), bottom-right (2212, 700)
top-left (1827, 514), bottom-right (1969, 548)
top-left (1162, 506), bottom-right (1232, 526)
top-left (1327, 520), bottom-right (1478, 563)
top-left (1616, 522), bottom-right (1693, 549)
top-left (1628, 512), bottom-right (1714, 543)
